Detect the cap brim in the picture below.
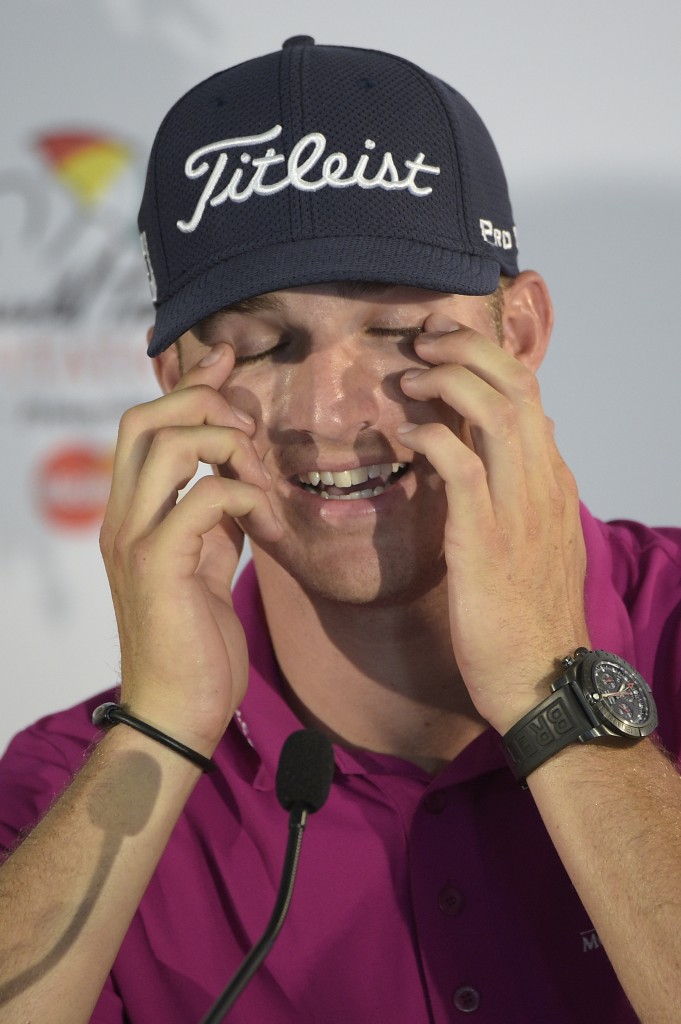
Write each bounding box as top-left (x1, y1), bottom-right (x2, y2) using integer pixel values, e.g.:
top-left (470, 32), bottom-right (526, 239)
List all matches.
top-left (147, 236), bottom-right (501, 356)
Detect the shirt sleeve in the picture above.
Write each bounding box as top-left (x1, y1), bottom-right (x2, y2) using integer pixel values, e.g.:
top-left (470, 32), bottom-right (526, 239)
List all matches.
top-left (89, 979), bottom-right (127, 1024)
top-left (0, 693), bottom-right (112, 853)
top-left (605, 519), bottom-right (681, 761)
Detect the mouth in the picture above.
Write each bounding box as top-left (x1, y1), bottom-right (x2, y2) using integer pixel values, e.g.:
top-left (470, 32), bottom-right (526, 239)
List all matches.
top-left (295, 462), bottom-right (410, 500)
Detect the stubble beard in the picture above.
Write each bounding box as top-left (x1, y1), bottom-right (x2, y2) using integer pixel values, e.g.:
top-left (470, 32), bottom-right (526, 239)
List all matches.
top-left (254, 496), bottom-right (449, 609)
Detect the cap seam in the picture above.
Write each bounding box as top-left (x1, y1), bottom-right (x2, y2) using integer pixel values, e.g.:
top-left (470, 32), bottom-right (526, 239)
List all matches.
top-left (330, 48), bottom-right (467, 245)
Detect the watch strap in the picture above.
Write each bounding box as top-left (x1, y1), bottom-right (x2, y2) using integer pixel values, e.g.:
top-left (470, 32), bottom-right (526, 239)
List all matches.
top-left (502, 682), bottom-right (594, 785)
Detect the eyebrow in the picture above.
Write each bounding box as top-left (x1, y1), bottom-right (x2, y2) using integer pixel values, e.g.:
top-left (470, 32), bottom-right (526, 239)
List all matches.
top-left (194, 281), bottom-right (397, 342)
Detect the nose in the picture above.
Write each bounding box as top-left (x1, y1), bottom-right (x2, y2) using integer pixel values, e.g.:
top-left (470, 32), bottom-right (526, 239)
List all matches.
top-left (273, 340), bottom-right (382, 443)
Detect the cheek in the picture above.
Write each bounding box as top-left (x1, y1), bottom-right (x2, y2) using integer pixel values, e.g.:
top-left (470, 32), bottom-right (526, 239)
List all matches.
top-left (222, 380), bottom-right (265, 423)
top-left (222, 376), bottom-right (285, 465)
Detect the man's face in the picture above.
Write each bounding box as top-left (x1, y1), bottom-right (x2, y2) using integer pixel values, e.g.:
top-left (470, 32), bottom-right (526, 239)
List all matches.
top-left (175, 283), bottom-right (502, 606)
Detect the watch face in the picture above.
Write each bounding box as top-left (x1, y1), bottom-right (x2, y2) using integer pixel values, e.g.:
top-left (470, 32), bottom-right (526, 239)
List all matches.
top-left (584, 653), bottom-right (658, 738)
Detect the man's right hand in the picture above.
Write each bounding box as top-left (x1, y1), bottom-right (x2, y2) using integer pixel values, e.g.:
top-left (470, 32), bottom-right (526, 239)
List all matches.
top-left (99, 342), bottom-right (283, 757)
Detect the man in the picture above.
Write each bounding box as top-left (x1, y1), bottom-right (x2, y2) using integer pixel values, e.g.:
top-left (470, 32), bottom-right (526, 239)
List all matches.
top-left (1, 37), bottom-right (680, 1024)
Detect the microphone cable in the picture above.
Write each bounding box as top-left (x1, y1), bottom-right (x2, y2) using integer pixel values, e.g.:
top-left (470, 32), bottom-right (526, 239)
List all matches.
top-left (199, 728), bottom-right (334, 1023)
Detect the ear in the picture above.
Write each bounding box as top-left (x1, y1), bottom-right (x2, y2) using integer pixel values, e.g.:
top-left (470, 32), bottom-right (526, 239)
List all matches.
top-left (500, 270), bottom-right (554, 372)
top-left (149, 326), bottom-right (183, 395)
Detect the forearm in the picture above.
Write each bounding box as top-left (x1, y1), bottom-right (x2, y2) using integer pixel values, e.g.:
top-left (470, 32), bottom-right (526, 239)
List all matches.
top-left (528, 737), bottom-right (681, 1024)
top-left (0, 725), bottom-right (203, 1024)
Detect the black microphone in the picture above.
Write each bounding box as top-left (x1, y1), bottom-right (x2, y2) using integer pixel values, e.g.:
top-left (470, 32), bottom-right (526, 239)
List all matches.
top-left (199, 729), bottom-right (334, 1023)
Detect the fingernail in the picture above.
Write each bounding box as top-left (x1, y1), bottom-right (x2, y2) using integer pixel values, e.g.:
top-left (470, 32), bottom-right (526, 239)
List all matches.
top-left (233, 407), bottom-right (255, 427)
top-left (396, 422), bottom-right (418, 434)
top-left (198, 344), bottom-right (225, 367)
top-left (402, 369), bottom-right (425, 381)
top-left (418, 314), bottom-right (461, 339)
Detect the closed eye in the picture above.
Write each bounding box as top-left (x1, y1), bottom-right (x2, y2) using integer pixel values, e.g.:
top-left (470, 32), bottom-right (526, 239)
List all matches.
top-left (233, 327), bottom-right (422, 366)
top-left (366, 326), bottom-right (422, 339)
top-left (234, 340), bottom-right (290, 365)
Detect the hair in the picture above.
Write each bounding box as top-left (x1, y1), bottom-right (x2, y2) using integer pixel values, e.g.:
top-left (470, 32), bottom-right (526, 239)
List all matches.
top-left (487, 274), bottom-right (512, 345)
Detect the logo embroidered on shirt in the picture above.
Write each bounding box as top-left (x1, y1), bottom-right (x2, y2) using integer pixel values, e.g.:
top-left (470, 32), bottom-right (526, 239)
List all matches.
top-left (580, 928), bottom-right (602, 953)
top-left (175, 125), bottom-right (442, 233)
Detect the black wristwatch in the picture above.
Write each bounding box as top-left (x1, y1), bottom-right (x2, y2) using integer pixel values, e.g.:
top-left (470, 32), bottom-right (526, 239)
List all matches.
top-left (502, 648), bottom-right (658, 785)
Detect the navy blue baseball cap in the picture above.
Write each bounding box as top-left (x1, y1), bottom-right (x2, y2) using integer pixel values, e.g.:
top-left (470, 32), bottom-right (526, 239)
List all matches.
top-left (139, 36), bottom-right (519, 357)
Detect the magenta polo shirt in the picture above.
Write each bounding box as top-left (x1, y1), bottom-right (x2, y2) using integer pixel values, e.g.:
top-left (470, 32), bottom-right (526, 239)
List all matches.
top-left (1, 506), bottom-right (681, 1024)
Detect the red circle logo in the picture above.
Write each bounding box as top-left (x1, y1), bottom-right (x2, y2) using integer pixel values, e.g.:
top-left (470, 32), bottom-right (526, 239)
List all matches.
top-left (35, 444), bottom-right (114, 529)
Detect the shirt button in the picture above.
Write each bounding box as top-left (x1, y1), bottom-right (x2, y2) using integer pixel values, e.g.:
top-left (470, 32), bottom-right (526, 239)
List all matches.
top-left (423, 790), bottom-right (448, 814)
top-left (438, 885), bottom-right (463, 916)
top-left (453, 986), bottom-right (480, 1013)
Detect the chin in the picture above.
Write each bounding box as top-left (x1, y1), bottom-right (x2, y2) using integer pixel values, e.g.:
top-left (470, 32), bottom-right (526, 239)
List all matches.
top-left (254, 532), bottom-right (448, 608)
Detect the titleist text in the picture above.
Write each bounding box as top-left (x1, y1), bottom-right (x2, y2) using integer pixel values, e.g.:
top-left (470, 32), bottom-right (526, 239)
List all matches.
top-left (176, 125), bottom-right (441, 233)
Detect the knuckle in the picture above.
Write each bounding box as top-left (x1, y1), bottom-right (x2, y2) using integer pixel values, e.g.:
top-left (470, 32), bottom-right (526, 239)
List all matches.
top-left (191, 474), bottom-right (223, 501)
top-left (118, 402), bottom-right (150, 438)
top-left (187, 382), bottom-right (224, 406)
top-left (229, 427), bottom-right (254, 455)
top-left (511, 367), bottom-right (540, 403)
top-left (109, 528), bottom-right (130, 572)
top-left (492, 396), bottom-right (517, 434)
top-left (421, 421), bottom-right (454, 446)
top-left (458, 448), bottom-right (486, 486)
top-left (99, 520), bottom-right (113, 557)
top-left (151, 425), bottom-right (178, 451)
top-left (549, 484), bottom-right (567, 513)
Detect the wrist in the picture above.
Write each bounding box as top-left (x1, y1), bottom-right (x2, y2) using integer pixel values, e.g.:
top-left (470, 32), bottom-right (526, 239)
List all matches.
top-left (118, 663), bottom-right (237, 756)
top-left (486, 661), bottom-right (566, 736)
top-left (114, 689), bottom-right (230, 758)
top-left (501, 648), bottom-right (658, 786)
top-left (92, 703), bottom-right (218, 772)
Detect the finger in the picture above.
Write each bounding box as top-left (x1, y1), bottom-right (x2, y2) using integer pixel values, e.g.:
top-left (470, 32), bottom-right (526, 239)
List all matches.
top-left (122, 424), bottom-right (272, 539)
top-left (172, 341), bottom-right (238, 393)
top-left (396, 420), bottom-right (495, 531)
top-left (117, 344), bottom-right (252, 469)
top-left (400, 364), bottom-right (528, 510)
top-left (414, 326), bottom-right (556, 503)
top-left (107, 378), bottom-right (253, 531)
top-left (140, 474), bottom-right (283, 581)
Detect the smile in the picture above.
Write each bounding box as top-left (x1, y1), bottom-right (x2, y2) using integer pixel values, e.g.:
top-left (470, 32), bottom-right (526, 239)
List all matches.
top-left (296, 462), bottom-right (409, 500)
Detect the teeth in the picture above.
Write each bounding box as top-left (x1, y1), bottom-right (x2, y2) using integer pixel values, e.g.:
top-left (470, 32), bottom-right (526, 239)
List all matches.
top-left (298, 463), bottom-right (406, 489)
top-left (320, 486), bottom-right (386, 500)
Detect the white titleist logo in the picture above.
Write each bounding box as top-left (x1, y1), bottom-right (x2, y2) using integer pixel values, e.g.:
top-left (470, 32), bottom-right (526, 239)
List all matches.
top-left (176, 125), bottom-right (441, 233)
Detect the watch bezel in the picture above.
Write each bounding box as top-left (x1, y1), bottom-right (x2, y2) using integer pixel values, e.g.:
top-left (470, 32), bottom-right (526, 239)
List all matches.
top-left (577, 650), bottom-right (658, 739)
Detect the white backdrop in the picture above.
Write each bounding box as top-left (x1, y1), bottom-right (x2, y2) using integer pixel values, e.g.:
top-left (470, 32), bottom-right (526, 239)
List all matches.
top-left (1, 0), bottom-right (679, 753)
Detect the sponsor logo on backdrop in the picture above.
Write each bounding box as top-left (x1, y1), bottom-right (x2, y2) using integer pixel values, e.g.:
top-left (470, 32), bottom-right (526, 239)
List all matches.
top-left (0, 129), bottom-right (150, 325)
top-left (34, 444), bottom-right (115, 530)
top-left (1, 128), bottom-right (155, 535)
